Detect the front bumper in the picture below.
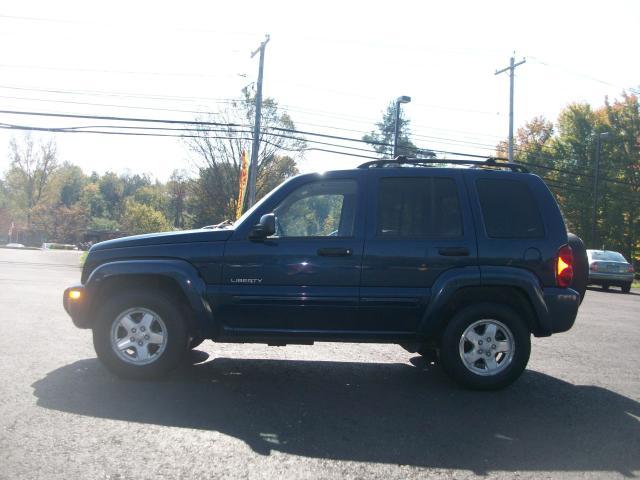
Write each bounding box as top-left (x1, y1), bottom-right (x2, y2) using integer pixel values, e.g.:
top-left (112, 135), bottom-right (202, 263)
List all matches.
top-left (543, 287), bottom-right (580, 334)
top-left (63, 285), bottom-right (92, 329)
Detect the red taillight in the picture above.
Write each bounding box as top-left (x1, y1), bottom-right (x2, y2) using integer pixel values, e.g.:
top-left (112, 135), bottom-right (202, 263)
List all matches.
top-left (590, 262), bottom-right (598, 272)
top-left (556, 245), bottom-right (574, 288)
top-left (628, 264), bottom-right (635, 273)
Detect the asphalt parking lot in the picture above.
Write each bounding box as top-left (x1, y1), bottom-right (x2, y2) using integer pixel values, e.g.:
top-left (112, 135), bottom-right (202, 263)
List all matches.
top-left (0, 248), bottom-right (638, 480)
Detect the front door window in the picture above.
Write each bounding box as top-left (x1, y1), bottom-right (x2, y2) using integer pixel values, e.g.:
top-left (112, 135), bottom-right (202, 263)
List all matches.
top-left (273, 179), bottom-right (357, 238)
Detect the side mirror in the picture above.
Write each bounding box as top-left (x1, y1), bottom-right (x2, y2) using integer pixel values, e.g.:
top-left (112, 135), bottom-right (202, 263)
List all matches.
top-left (249, 213), bottom-right (276, 241)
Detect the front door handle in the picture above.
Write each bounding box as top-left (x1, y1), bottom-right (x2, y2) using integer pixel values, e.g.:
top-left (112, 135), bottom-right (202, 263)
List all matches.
top-left (317, 247), bottom-right (353, 257)
top-left (438, 246), bottom-right (469, 257)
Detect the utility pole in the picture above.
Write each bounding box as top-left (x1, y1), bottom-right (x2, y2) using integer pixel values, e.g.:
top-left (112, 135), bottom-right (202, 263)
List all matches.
top-left (246, 34), bottom-right (270, 209)
top-left (591, 132), bottom-right (610, 246)
top-left (495, 55), bottom-right (526, 162)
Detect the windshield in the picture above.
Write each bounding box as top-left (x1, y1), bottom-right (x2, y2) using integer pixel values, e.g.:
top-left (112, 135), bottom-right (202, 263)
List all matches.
top-left (589, 250), bottom-right (627, 262)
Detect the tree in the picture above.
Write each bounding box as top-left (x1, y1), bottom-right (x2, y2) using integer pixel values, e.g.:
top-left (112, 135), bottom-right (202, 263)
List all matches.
top-left (134, 183), bottom-right (167, 213)
top-left (98, 172), bottom-right (125, 220)
top-left (121, 200), bottom-right (172, 235)
top-left (50, 163), bottom-right (86, 207)
top-left (5, 135), bottom-right (58, 228)
top-left (185, 88), bottom-right (305, 223)
top-left (600, 93), bottom-right (640, 257)
top-left (167, 170), bottom-right (190, 229)
top-left (503, 94), bottom-right (640, 258)
top-left (80, 183), bottom-right (107, 219)
top-left (363, 101), bottom-right (434, 158)
top-left (31, 203), bottom-right (87, 243)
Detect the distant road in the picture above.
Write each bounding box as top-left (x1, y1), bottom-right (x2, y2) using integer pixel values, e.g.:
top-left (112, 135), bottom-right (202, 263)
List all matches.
top-left (0, 248), bottom-right (82, 268)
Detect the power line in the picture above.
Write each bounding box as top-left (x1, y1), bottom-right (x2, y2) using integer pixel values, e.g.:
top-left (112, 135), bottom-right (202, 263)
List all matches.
top-left (0, 108), bottom-right (246, 127)
top-left (0, 94), bottom-right (218, 115)
top-left (528, 56), bottom-right (625, 89)
top-left (0, 63), bottom-right (246, 80)
top-left (0, 90), bottom-right (505, 156)
top-left (0, 108), bottom-right (636, 188)
top-left (0, 82), bottom-right (507, 143)
top-left (0, 91), bottom-right (504, 150)
top-left (0, 84), bottom-right (245, 104)
top-left (0, 122), bottom-right (384, 162)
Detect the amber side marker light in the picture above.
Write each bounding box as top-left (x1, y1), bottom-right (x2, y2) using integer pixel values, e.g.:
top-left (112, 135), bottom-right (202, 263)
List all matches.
top-left (68, 290), bottom-right (82, 300)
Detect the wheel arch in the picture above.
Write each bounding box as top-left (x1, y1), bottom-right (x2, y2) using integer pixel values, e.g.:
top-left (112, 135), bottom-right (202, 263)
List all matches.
top-left (85, 259), bottom-right (214, 337)
top-left (419, 267), bottom-right (552, 340)
top-left (421, 286), bottom-right (539, 339)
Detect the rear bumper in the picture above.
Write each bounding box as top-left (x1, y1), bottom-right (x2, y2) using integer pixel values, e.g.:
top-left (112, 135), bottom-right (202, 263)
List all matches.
top-left (543, 287), bottom-right (580, 334)
top-left (588, 272), bottom-right (633, 285)
top-left (63, 285), bottom-right (92, 329)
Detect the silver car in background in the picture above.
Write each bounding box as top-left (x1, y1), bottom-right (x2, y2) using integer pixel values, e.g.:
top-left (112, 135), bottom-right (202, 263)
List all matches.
top-left (587, 249), bottom-right (635, 293)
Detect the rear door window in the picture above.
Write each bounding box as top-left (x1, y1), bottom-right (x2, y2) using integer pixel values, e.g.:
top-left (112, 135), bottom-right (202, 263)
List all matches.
top-left (476, 178), bottom-right (544, 238)
top-left (377, 177), bottom-right (462, 238)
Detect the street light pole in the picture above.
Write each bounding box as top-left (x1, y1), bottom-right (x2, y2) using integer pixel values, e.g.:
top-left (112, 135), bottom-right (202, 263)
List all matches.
top-left (393, 96), bottom-right (411, 158)
top-left (591, 132), bottom-right (610, 246)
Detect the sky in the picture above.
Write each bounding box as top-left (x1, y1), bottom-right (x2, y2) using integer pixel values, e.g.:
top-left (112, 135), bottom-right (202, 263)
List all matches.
top-left (0, 0), bottom-right (638, 180)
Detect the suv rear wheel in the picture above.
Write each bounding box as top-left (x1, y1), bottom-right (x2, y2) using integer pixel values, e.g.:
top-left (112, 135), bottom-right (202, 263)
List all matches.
top-left (439, 303), bottom-right (531, 390)
top-left (93, 291), bottom-right (189, 379)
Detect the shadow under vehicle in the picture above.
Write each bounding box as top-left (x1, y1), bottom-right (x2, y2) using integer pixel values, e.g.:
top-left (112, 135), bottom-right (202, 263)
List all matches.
top-left (32, 357), bottom-right (640, 476)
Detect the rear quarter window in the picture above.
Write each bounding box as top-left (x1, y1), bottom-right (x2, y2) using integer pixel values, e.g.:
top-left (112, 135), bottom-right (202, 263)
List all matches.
top-left (476, 178), bottom-right (545, 238)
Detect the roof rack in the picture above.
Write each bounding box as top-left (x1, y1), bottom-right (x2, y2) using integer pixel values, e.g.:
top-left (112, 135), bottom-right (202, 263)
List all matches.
top-left (357, 156), bottom-right (529, 173)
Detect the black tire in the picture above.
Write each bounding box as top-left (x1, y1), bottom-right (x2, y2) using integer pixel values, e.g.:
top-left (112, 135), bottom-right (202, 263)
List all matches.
top-left (602, 284), bottom-right (610, 291)
top-left (622, 283), bottom-right (632, 293)
top-left (189, 336), bottom-right (205, 349)
top-left (93, 291), bottom-right (190, 380)
top-left (567, 233), bottom-right (588, 304)
top-left (439, 303), bottom-right (531, 390)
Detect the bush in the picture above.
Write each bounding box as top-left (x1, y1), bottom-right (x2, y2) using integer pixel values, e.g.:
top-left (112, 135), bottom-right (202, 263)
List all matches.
top-left (121, 200), bottom-right (172, 235)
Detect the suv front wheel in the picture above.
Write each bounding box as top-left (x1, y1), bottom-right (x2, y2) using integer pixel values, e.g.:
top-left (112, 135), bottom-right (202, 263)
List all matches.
top-left (439, 303), bottom-right (531, 390)
top-left (93, 291), bottom-right (190, 379)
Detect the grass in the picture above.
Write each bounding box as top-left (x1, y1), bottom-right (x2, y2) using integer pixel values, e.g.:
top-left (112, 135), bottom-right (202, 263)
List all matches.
top-left (79, 251), bottom-right (88, 266)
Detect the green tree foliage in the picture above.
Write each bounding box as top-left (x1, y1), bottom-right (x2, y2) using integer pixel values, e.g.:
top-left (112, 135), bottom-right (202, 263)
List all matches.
top-left (98, 172), bottom-right (125, 220)
top-left (120, 200), bottom-right (171, 235)
top-left (507, 94), bottom-right (639, 259)
top-left (363, 101), bottom-right (435, 158)
top-left (0, 178), bottom-right (7, 210)
top-left (80, 183), bottom-right (107, 219)
top-left (51, 163), bottom-right (86, 207)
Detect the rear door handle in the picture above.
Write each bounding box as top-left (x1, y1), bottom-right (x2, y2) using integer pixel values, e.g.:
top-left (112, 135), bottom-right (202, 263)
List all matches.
top-left (317, 247), bottom-right (353, 257)
top-left (438, 246), bottom-right (469, 256)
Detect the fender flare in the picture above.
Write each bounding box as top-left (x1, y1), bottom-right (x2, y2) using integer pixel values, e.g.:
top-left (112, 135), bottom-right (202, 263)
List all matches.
top-left (418, 266), bottom-right (554, 337)
top-left (418, 266), bottom-right (481, 337)
top-left (85, 259), bottom-right (213, 334)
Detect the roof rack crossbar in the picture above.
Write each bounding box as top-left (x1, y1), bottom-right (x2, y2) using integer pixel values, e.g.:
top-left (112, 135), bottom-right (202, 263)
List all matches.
top-left (357, 156), bottom-right (529, 173)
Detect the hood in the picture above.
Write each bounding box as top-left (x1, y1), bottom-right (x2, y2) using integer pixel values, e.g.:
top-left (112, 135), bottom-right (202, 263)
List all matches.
top-left (90, 228), bottom-right (234, 252)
